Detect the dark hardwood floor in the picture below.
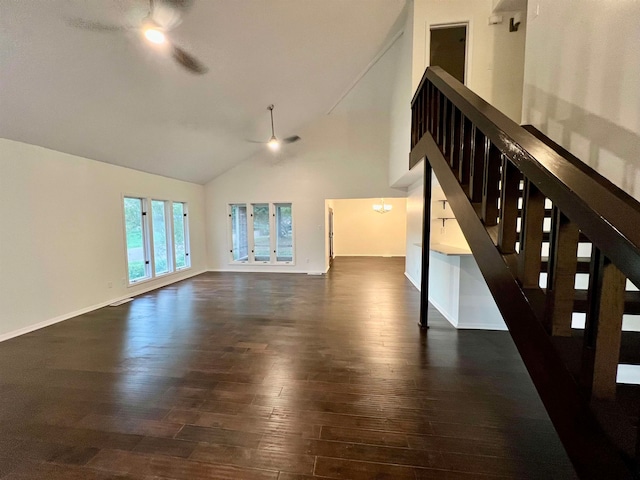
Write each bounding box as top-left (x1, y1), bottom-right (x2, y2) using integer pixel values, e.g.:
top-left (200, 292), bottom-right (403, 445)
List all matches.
top-left (0, 257), bottom-right (576, 479)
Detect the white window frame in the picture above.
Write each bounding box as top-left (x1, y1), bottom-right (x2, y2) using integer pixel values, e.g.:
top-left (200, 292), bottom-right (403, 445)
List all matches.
top-left (228, 202), bottom-right (295, 265)
top-left (122, 195), bottom-right (191, 287)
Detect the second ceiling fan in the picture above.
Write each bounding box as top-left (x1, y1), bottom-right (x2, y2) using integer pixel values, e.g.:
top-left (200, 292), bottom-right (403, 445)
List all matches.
top-left (257, 105), bottom-right (301, 151)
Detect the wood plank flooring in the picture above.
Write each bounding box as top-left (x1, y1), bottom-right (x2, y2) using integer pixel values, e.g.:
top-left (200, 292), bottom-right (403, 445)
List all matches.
top-left (0, 257), bottom-right (577, 479)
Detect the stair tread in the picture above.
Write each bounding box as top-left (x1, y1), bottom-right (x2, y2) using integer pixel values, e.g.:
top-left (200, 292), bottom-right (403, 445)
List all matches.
top-left (572, 290), bottom-right (640, 315)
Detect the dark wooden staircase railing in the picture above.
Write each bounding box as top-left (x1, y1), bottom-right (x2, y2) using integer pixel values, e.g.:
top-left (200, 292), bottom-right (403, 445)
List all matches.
top-left (411, 66), bottom-right (640, 479)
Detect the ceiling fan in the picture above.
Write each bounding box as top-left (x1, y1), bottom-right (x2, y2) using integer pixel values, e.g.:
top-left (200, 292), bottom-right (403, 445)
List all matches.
top-left (68, 0), bottom-right (207, 75)
top-left (252, 105), bottom-right (301, 151)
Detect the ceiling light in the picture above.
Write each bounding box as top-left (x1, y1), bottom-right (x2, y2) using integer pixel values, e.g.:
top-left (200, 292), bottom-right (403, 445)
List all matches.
top-left (373, 199), bottom-right (392, 214)
top-left (144, 28), bottom-right (166, 45)
top-left (268, 136), bottom-right (280, 151)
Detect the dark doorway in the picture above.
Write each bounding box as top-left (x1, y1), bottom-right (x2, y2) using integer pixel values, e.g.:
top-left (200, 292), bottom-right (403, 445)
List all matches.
top-left (430, 24), bottom-right (467, 84)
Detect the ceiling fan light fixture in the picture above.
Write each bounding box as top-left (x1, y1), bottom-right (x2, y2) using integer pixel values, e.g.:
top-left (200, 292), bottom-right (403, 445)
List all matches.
top-left (143, 27), bottom-right (166, 45)
top-left (268, 136), bottom-right (280, 151)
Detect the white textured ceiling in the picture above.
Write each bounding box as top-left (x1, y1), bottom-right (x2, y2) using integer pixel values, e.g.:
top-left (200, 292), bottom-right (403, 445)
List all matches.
top-left (0, 0), bottom-right (406, 184)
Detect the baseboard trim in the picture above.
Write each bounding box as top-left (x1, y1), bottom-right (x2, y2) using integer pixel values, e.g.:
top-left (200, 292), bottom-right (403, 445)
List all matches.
top-left (334, 254), bottom-right (406, 257)
top-left (456, 322), bottom-right (508, 331)
top-left (0, 269), bottom-right (207, 343)
top-left (428, 296), bottom-right (458, 328)
top-left (404, 271), bottom-right (420, 291)
top-left (208, 268), bottom-right (313, 274)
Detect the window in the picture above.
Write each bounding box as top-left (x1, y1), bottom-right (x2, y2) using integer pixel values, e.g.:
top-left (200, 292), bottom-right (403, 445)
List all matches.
top-left (253, 203), bottom-right (270, 262)
top-left (173, 202), bottom-right (190, 269)
top-left (230, 204), bottom-right (249, 262)
top-left (124, 197), bottom-right (150, 283)
top-left (228, 202), bottom-right (294, 264)
top-left (123, 197), bottom-right (191, 285)
top-left (275, 203), bottom-right (293, 262)
top-left (152, 200), bottom-right (170, 276)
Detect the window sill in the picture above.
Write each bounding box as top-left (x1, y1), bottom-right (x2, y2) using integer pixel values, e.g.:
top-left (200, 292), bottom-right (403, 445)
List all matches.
top-left (127, 267), bottom-right (192, 288)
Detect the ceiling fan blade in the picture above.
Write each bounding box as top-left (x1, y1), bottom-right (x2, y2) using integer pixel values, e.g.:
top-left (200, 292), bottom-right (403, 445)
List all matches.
top-left (282, 135), bottom-right (301, 144)
top-left (160, 0), bottom-right (194, 12)
top-left (172, 45), bottom-right (208, 74)
top-left (67, 18), bottom-right (126, 32)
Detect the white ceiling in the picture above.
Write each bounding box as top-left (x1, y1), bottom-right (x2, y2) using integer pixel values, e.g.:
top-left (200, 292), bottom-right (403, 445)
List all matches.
top-left (0, 0), bottom-right (406, 184)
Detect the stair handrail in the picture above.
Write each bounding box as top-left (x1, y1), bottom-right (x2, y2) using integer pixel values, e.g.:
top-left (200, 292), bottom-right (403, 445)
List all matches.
top-left (410, 66), bottom-right (640, 289)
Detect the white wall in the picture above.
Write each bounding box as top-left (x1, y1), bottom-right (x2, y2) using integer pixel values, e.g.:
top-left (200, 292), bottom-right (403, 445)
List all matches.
top-left (430, 183), bottom-right (468, 247)
top-left (0, 139), bottom-right (207, 340)
top-left (388, 6), bottom-right (417, 188)
top-left (391, 0), bottom-right (527, 212)
top-left (412, 0), bottom-right (526, 122)
top-left (405, 174), bottom-right (424, 288)
top-left (331, 198), bottom-right (406, 257)
top-left (205, 34), bottom-right (406, 274)
top-left (428, 251), bottom-right (460, 323)
top-left (458, 256), bottom-right (506, 330)
top-left (522, 0), bottom-right (640, 200)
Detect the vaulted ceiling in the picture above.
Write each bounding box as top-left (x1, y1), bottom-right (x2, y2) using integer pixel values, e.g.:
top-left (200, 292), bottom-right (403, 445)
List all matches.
top-left (0, 0), bottom-right (406, 184)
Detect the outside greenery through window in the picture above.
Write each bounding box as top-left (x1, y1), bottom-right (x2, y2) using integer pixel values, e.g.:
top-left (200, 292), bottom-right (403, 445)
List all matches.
top-left (173, 202), bottom-right (190, 269)
top-left (275, 203), bottom-right (293, 262)
top-left (152, 200), bottom-right (170, 275)
top-left (124, 197), bottom-right (149, 282)
top-left (253, 204), bottom-right (270, 262)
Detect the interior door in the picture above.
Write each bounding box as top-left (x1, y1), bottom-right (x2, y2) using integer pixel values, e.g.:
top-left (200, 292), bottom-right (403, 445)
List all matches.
top-left (328, 208), bottom-right (334, 265)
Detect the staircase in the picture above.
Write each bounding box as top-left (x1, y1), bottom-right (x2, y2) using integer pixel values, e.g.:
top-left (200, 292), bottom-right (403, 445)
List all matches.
top-left (411, 66), bottom-right (640, 479)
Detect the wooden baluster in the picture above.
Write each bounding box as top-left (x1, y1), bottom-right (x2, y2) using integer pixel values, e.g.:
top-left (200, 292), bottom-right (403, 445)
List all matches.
top-left (430, 85), bottom-right (438, 136)
top-left (581, 248), bottom-right (626, 400)
top-left (410, 105), bottom-right (414, 149)
top-left (497, 158), bottom-right (521, 253)
top-left (518, 179), bottom-right (545, 288)
top-left (416, 92), bottom-right (421, 143)
top-left (424, 85), bottom-right (430, 136)
top-left (435, 92), bottom-right (442, 142)
top-left (469, 127), bottom-right (486, 204)
top-left (482, 142), bottom-right (501, 226)
top-left (436, 94), bottom-right (448, 151)
top-left (459, 116), bottom-right (472, 192)
top-left (441, 99), bottom-right (451, 157)
top-left (544, 208), bottom-right (579, 336)
top-left (450, 107), bottom-right (461, 173)
top-left (411, 93), bottom-right (422, 146)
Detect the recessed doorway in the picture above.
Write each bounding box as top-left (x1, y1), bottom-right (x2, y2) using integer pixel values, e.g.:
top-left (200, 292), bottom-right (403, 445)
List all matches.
top-left (430, 23), bottom-right (467, 84)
